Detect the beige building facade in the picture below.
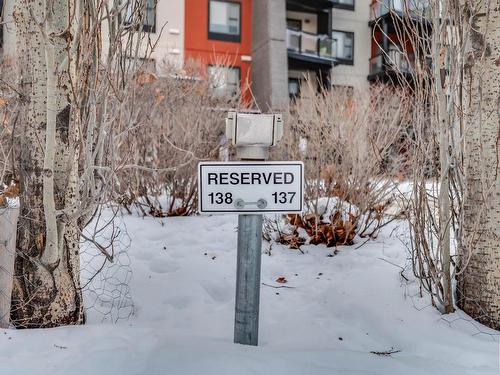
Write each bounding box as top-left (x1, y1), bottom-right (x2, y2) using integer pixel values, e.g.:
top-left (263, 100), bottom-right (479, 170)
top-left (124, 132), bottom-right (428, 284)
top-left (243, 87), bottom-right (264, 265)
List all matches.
top-left (331, 2), bottom-right (371, 91)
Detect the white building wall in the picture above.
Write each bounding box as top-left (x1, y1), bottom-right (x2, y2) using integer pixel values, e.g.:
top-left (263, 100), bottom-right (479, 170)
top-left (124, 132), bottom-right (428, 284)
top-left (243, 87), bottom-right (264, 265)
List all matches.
top-left (331, 3), bottom-right (371, 91)
top-left (152, 0), bottom-right (185, 70)
top-left (2, 0), bottom-right (17, 57)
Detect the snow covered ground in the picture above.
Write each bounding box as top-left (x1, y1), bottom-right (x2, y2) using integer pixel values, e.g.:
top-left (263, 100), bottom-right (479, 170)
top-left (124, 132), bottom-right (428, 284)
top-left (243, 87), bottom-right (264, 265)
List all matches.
top-left (1, 212), bottom-right (499, 375)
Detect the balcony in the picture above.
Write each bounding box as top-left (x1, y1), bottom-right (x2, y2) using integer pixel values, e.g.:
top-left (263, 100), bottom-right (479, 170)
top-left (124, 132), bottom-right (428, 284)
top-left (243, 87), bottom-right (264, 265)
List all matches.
top-left (286, 29), bottom-right (337, 66)
top-left (368, 50), bottom-right (415, 80)
top-left (370, 0), bottom-right (431, 21)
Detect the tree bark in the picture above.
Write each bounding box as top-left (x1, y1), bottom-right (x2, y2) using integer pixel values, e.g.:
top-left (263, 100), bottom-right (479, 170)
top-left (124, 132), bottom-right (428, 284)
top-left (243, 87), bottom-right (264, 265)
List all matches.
top-left (433, 9), bottom-right (454, 314)
top-left (457, 1), bottom-right (500, 330)
top-left (11, 0), bottom-right (84, 327)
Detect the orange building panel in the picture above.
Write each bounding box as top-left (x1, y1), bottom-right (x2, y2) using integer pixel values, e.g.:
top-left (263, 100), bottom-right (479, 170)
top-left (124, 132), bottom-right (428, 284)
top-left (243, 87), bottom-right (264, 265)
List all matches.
top-left (185, 0), bottom-right (252, 103)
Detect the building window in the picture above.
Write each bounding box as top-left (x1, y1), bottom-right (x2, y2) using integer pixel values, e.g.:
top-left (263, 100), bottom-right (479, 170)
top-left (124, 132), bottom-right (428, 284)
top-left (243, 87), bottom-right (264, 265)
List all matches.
top-left (123, 0), bottom-right (156, 33)
top-left (143, 0), bottom-right (156, 33)
top-left (208, 0), bottom-right (241, 42)
top-left (208, 65), bottom-right (240, 97)
top-left (332, 0), bottom-right (355, 11)
top-left (332, 30), bottom-right (354, 65)
top-left (288, 78), bottom-right (300, 97)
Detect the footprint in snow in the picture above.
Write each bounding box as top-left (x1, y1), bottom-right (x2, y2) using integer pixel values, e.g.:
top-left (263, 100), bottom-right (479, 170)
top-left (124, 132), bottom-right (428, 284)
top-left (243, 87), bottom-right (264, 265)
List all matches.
top-left (162, 295), bottom-right (192, 309)
top-left (148, 259), bottom-right (180, 274)
top-left (201, 280), bottom-right (232, 303)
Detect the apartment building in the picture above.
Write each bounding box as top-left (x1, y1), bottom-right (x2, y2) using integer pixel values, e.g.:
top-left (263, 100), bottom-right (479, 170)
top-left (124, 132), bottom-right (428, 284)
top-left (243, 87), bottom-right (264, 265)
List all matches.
top-left (251, 0), bottom-right (338, 110)
top-left (368, 0), bottom-right (431, 84)
top-left (250, 0), bottom-right (431, 109)
top-left (0, 0), bottom-right (186, 68)
top-left (250, 0), bottom-right (378, 109)
top-left (2, 0), bottom-right (253, 99)
top-left (0, 0), bottom-right (428, 107)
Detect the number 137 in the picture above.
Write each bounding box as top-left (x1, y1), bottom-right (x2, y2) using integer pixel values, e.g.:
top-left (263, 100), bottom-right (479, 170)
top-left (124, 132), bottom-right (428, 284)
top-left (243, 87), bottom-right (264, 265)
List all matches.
top-left (272, 192), bottom-right (296, 204)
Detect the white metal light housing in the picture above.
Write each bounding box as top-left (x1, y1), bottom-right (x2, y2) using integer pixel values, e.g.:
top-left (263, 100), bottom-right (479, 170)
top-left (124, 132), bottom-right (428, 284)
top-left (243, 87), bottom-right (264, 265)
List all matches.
top-left (225, 112), bottom-right (283, 160)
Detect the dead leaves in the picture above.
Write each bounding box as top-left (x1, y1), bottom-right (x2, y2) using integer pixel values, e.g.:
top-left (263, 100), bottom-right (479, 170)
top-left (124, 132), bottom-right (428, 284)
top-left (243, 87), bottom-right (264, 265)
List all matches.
top-left (0, 181), bottom-right (20, 207)
top-left (279, 211), bottom-right (358, 249)
top-left (134, 71), bottom-right (157, 86)
top-left (167, 207), bottom-right (188, 217)
top-left (279, 232), bottom-right (305, 249)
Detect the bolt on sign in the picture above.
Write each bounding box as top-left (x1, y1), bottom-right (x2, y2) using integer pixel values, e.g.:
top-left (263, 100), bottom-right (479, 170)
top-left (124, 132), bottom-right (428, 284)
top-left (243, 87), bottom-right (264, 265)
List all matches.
top-left (198, 161), bottom-right (304, 214)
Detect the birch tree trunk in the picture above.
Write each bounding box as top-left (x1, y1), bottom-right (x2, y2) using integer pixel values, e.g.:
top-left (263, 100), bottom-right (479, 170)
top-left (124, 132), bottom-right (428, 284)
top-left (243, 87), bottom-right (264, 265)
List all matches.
top-left (457, 1), bottom-right (500, 330)
top-left (11, 0), bottom-right (84, 327)
top-left (433, 8), bottom-right (454, 314)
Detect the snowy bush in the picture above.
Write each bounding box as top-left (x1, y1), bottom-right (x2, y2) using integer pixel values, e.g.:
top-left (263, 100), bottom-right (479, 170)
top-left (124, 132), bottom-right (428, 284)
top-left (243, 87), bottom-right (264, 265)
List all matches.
top-left (270, 82), bottom-right (410, 248)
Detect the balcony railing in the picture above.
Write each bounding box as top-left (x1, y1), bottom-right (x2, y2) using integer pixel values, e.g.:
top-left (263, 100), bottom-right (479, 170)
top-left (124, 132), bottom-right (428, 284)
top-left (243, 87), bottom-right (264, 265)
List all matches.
top-left (369, 49), bottom-right (415, 76)
top-left (331, 0), bottom-right (355, 10)
top-left (286, 29), bottom-right (336, 61)
top-left (370, 0), bottom-right (431, 20)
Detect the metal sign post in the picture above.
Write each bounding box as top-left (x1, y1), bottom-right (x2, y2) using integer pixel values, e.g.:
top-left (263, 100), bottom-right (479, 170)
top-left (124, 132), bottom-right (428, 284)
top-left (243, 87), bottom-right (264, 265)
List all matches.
top-left (234, 213), bottom-right (263, 346)
top-left (228, 112), bottom-right (279, 346)
top-left (198, 112), bottom-right (304, 346)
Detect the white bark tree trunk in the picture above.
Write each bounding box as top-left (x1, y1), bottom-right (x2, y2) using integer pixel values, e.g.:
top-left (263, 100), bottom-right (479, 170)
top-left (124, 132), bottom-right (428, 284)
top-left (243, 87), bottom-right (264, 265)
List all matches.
top-left (457, 1), bottom-right (500, 330)
top-left (433, 9), bottom-right (454, 314)
top-left (11, 0), bottom-right (84, 327)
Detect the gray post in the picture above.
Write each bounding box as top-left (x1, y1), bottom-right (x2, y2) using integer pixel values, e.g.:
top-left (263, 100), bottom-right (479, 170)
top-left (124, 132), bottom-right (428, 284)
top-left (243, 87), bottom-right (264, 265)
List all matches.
top-left (226, 111), bottom-right (283, 346)
top-left (234, 214), bottom-right (263, 346)
top-left (0, 206), bottom-right (20, 328)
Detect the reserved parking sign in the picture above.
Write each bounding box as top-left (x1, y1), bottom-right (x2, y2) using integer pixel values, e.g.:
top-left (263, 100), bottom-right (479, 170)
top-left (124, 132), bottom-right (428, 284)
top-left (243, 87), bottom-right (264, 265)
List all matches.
top-left (198, 161), bottom-right (304, 214)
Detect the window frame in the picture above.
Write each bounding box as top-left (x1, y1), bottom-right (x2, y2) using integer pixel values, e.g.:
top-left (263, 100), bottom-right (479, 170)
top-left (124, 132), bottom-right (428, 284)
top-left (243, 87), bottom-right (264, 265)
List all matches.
top-left (143, 0), bottom-right (156, 33)
top-left (207, 65), bottom-right (241, 97)
top-left (288, 78), bottom-right (301, 98)
top-left (332, 30), bottom-right (355, 65)
top-left (122, 0), bottom-right (157, 33)
top-left (208, 0), bottom-right (242, 43)
top-left (332, 0), bottom-right (355, 11)
top-left (286, 18), bottom-right (302, 32)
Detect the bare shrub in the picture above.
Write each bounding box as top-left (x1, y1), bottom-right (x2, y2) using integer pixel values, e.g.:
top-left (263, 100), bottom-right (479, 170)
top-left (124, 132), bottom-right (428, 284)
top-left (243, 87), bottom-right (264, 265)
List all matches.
top-left (381, 0), bottom-right (467, 314)
top-left (115, 62), bottom-right (243, 216)
top-left (271, 80), bottom-right (410, 248)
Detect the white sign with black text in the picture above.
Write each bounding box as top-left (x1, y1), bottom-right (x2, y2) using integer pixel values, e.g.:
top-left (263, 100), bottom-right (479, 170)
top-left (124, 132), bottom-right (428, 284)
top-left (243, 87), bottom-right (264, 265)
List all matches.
top-left (198, 161), bottom-right (304, 214)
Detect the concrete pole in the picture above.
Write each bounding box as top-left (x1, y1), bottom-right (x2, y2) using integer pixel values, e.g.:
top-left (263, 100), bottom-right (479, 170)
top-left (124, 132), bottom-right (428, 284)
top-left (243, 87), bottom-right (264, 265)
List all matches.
top-left (234, 214), bottom-right (263, 346)
top-left (0, 206), bottom-right (20, 328)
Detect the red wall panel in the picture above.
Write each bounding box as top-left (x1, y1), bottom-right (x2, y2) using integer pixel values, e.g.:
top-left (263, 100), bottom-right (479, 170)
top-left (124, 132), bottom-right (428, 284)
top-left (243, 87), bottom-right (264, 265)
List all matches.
top-left (185, 0), bottom-right (252, 103)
